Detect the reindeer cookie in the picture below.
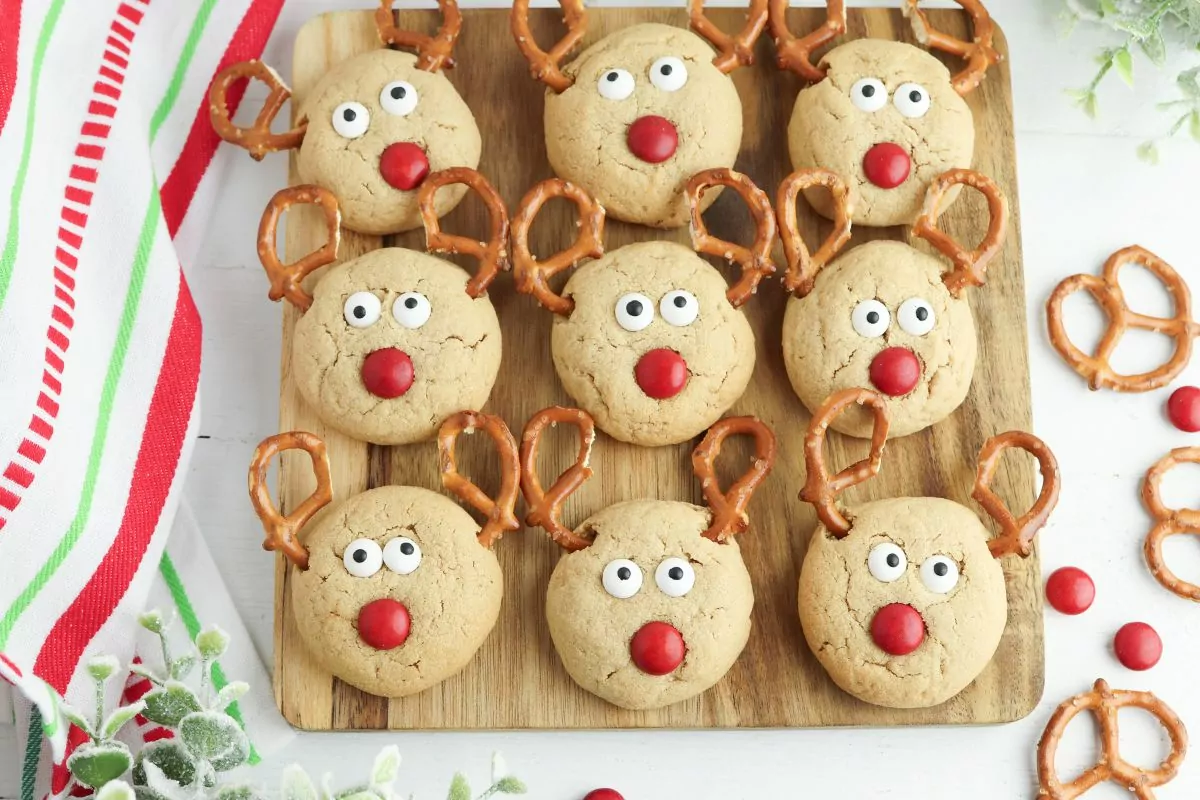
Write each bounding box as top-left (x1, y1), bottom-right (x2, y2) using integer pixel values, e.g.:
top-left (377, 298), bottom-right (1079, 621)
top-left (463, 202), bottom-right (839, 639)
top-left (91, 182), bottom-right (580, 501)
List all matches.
top-left (257, 168), bottom-right (507, 445)
top-left (778, 167), bottom-right (1007, 439)
top-left (520, 407), bottom-right (775, 710)
top-left (511, 0), bottom-right (768, 228)
top-left (797, 390), bottom-right (1059, 709)
top-left (770, 0), bottom-right (1000, 227)
top-left (247, 413), bottom-right (520, 698)
top-left (512, 169), bottom-right (775, 447)
top-left (210, 1), bottom-right (481, 235)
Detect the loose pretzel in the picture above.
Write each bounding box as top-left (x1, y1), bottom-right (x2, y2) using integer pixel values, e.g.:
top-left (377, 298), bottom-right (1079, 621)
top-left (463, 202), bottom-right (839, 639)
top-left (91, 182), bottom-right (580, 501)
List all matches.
top-left (1037, 679), bottom-right (1187, 799)
top-left (257, 185), bottom-right (342, 311)
top-left (692, 417), bottom-right (777, 543)
top-left (911, 169), bottom-right (1008, 298)
top-left (375, 0), bottom-right (462, 72)
top-left (1143, 446), bottom-right (1200, 602)
top-left (510, 0), bottom-right (588, 93)
top-left (437, 411), bottom-right (522, 548)
top-left (512, 179), bottom-right (606, 316)
top-left (800, 389), bottom-right (890, 537)
top-left (688, 0), bottom-right (770, 74)
top-left (769, 0), bottom-right (846, 82)
top-left (973, 431), bottom-right (1060, 559)
top-left (902, 0), bottom-right (1001, 96)
top-left (519, 407), bottom-right (597, 552)
top-left (1046, 246), bottom-right (1198, 393)
top-left (776, 168), bottom-right (853, 298)
top-left (685, 169), bottom-right (777, 308)
top-left (209, 60), bottom-right (307, 161)
top-left (247, 432), bottom-right (334, 571)
top-left (417, 168), bottom-right (511, 298)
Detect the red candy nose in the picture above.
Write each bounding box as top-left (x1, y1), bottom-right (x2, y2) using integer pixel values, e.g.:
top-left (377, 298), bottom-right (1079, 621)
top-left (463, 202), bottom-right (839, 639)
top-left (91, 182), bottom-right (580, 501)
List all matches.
top-left (863, 142), bottom-right (912, 189)
top-left (871, 603), bottom-right (926, 656)
top-left (379, 142), bottom-right (430, 191)
top-left (626, 115), bottom-right (679, 164)
top-left (630, 621), bottom-right (687, 675)
top-left (361, 347), bottom-right (414, 398)
top-left (357, 598), bottom-right (411, 650)
top-left (869, 347), bottom-right (921, 397)
top-left (634, 348), bottom-right (688, 399)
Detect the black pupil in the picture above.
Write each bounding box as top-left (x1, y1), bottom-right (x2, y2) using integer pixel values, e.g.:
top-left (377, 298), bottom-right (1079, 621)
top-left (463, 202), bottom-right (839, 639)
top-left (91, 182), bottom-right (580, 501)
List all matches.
top-left (668, 566), bottom-right (684, 580)
top-left (352, 549), bottom-right (368, 563)
top-left (404, 297), bottom-right (418, 309)
top-left (673, 295), bottom-right (687, 308)
top-left (861, 84), bottom-right (876, 98)
top-left (910, 90), bottom-right (923, 103)
top-left (916, 306), bottom-right (929, 321)
top-left (934, 561), bottom-right (949, 577)
top-left (627, 300), bottom-right (643, 316)
top-left (866, 311), bottom-right (880, 324)
top-left (660, 64), bottom-right (673, 76)
top-left (353, 306), bottom-right (367, 319)
top-left (606, 72), bottom-right (619, 82)
top-left (617, 566), bottom-right (631, 580)
top-left (343, 108), bottom-right (356, 122)
top-left (886, 553), bottom-right (900, 568)
top-left (391, 86), bottom-right (406, 99)
top-left (400, 542), bottom-right (415, 555)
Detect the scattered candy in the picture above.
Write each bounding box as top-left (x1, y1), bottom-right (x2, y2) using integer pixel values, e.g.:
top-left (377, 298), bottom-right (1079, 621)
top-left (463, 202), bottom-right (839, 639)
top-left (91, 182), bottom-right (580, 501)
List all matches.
top-left (1113, 622), bottom-right (1162, 671)
top-left (583, 791), bottom-right (624, 800)
top-left (1045, 567), bottom-right (1095, 615)
top-left (1167, 386), bottom-right (1200, 432)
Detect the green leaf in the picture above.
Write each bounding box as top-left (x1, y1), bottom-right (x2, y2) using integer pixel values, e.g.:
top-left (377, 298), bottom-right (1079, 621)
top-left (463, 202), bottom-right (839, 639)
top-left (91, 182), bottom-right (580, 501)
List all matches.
top-left (138, 611), bottom-right (166, 634)
top-left (280, 765), bottom-right (319, 800)
top-left (87, 656), bottom-right (121, 683)
top-left (446, 774), bottom-right (470, 800)
top-left (1082, 92), bottom-right (1100, 119)
top-left (169, 655), bottom-right (197, 682)
top-left (212, 681), bottom-right (249, 712)
top-left (133, 741), bottom-right (197, 788)
top-left (129, 663), bottom-right (163, 685)
top-left (179, 711), bottom-right (249, 772)
top-left (69, 742), bottom-right (133, 789)
top-left (142, 682), bottom-right (202, 728)
top-left (194, 626), bottom-right (230, 659)
top-left (139, 761), bottom-right (188, 800)
top-left (370, 746), bottom-right (401, 787)
top-left (61, 703), bottom-right (95, 738)
top-left (1191, 111), bottom-right (1200, 142)
top-left (1139, 29), bottom-right (1167, 66)
top-left (97, 780), bottom-right (137, 800)
top-left (216, 786), bottom-right (268, 800)
top-left (1180, 67), bottom-right (1200, 99)
top-left (1137, 141), bottom-right (1161, 164)
top-left (493, 777), bottom-right (527, 794)
top-left (1099, 0), bottom-right (1118, 16)
top-left (1113, 47), bottom-right (1134, 86)
top-left (334, 792), bottom-right (381, 800)
top-left (102, 701), bottom-right (146, 739)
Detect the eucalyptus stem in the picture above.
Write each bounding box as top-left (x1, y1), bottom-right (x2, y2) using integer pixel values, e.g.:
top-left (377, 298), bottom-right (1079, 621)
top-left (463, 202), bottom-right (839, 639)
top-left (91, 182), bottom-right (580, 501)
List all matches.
top-left (157, 628), bottom-right (173, 679)
top-left (93, 676), bottom-right (105, 741)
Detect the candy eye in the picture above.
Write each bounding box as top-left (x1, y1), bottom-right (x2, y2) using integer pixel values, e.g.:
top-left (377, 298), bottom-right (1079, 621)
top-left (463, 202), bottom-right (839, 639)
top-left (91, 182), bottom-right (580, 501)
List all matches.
top-left (602, 559), bottom-right (643, 599)
top-left (393, 292), bottom-right (431, 329)
top-left (380, 80), bottom-right (419, 116)
top-left (850, 78), bottom-right (888, 112)
top-left (654, 557), bottom-right (695, 597)
top-left (331, 101), bottom-right (370, 139)
top-left (851, 299), bottom-right (890, 338)
top-left (383, 537), bottom-right (422, 575)
top-left (344, 291), bottom-right (382, 328)
top-left (597, 68), bottom-right (635, 100)
top-left (867, 542), bottom-right (907, 583)
top-left (659, 290), bottom-right (698, 327)
top-left (649, 56), bottom-right (687, 91)
top-left (920, 555), bottom-right (960, 594)
top-left (893, 82), bottom-right (931, 119)
top-left (343, 538), bottom-right (383, 578)
top-left (897, 297), bottom-right (936, 336)
top-left (615, 292), bottom-right (655, 332)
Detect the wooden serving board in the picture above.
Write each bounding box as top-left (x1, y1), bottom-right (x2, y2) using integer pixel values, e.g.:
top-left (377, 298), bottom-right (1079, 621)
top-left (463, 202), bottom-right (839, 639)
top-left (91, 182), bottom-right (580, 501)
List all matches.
top-left (272, 6), bottom-right (1037, 730)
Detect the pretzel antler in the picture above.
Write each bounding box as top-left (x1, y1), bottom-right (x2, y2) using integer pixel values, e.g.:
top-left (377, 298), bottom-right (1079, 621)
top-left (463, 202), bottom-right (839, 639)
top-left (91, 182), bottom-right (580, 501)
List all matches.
top-left (418, 168), bottom-right (511, 298)
top-left (692, 417), bottom-right (777, 543)
top-left (912, 169), bottom-right (1008, 298)
top-left (247, 432), bottom-right (333, 571)
top-left (1143, 446), bottom-right (1200, 602)
top-left (800, 389), bottom-right (890, 538)
top-left (902, 0), bottom-right (1001, 96)
top-left (686, 168), bottom-right (777, 308)
top-left (1046, 246), bottom-right (1199, 393)
top-left (438, 411), bottom-right (522, 548)
top-left (512, 179), bottom-right (606, 316)
top-left (688, 0), bottom-right (769, 74)
top-left (257, 185), bottom-right (342, 311)
top-left (777, 168), bottom-right (853, 299)
top-left (209, 60), bottom-right (307, 161)
top-left (376, 0), bottom-right (463, 72)
top-left (769, 0), bottom-right (846, 82)
top-left (520, 407), bottom-right (596, 552)
top-left (973, 431), bottom-right (1060, 559)
top-left (511, 0), bottom-right (587, 93)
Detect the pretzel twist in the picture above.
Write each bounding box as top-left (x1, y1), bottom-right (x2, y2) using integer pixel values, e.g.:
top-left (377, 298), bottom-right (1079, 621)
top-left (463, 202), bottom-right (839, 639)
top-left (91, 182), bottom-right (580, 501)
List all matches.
top-left (776, 168), bottom-right (853, 298)
top-left (519, 407), bottom-right (596, 551)
top-left (685, 169), bottom-right (777, 308)
top-left (800, 389), bottom-right (890, 537)
top-left (912, 169), bottom-right (1008, 298)
top-left (417, 168), bottom-right (511, 298)
top-left (973, 431), bottom-right (1060, 559)
top-left (510, 0), bottom-right (587, 93)
top-left (257, 185), bottom-right (342, 311)
top-left (769, 0), bottom-right (846, 81)
top-left (688, 0), bottom-right (770, 74)
top-left (1046, 246), bottom-right (1198, 393)
top-left (437, 411), bottom-right (522, 548)
top-left (512, 179), bottom-right (606, 316)
top-left (692, 417), bottom-right (777, 543)
top-left (902, 0), bottom-right (1001, 96)
top-left (209, 60), bottom-right (307, 161)
top-left (1037, 679), bottom-right (1187, 799)
top-left (1143, 446), bottom-right (1200, 602)
top-left (247, 432), bottom-right (334, 571)
top-left (375, 0), bottom-right (462, 72)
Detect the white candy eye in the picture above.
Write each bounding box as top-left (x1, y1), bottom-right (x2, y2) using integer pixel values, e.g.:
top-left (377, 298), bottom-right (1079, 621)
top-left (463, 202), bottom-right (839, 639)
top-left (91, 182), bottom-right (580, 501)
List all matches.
top-left (655, 557), bottom-right (695, 597)
top-left (649, 57), bottom-right (687, 91)
top-left (850, 77), bottom-right (888, 112)
top-left (615, 293), bottom-right (655, 332)
top-left (343, 538), bottom-right (383, 578)
top-left (602, 559), bottom-right (643, 599)
top-left (851, 299), bottom-right (890, 338)
top-left (380, 81), bottom-right (419, 117)
top-left (894, 82), bottom-right (931, 119)
top-left (331, 101), bottom-right (370, 139)
top-left (897, 297), bottom-right (936, 336)
top-left (597, 68), bottom-right (635, 100)
top-left (383, 537), bottom-right (422, 575)
top-left (393, 292), bottom-right (431, 329)
top-left (920, 555), bottom-right (960, 594)
top-left (659, 290), bottom-right (698, 327)
top-left (867, 542), bottom-right (907, 583)
top-left (344, 291), bottom-right (382, 328)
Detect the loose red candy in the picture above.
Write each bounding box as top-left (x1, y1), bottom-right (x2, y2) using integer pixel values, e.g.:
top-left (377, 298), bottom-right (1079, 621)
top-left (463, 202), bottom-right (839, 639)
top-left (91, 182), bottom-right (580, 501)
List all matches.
top-left (1045, 567), bottom-right (1095, 615)
top-left (1113, 622), bottom-right (1162, 671)
top-left (1167, 386), bottom-right (1200, 432)
top-left (583, 791), bottom-right (624, 800)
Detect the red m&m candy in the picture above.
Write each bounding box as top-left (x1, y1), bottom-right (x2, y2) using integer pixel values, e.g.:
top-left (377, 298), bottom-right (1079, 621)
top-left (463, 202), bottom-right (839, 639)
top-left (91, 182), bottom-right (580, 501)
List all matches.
top-left (583, 790), bottom-right (624, 800)
top-left (1045, 567), bottom-right (1095, 615)
top-left (1113, 622), bottom-right (1162, 671)
top-left (1167, 386), bottom-right (1200, 432)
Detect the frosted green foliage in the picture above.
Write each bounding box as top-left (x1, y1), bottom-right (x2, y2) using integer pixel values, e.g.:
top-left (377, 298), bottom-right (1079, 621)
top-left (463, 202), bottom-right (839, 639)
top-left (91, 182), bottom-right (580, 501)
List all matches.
top-left (68, 743), bottom-right (134, 789)
top-left (133, 742), bottom-right (198, 788)
top-left (96, 781), bottom-right (137, 800)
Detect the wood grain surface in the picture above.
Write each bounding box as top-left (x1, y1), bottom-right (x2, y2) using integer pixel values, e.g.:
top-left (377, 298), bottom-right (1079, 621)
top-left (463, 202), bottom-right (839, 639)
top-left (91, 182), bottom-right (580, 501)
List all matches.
top-left (269, 5), bottom-right (1038, 731)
